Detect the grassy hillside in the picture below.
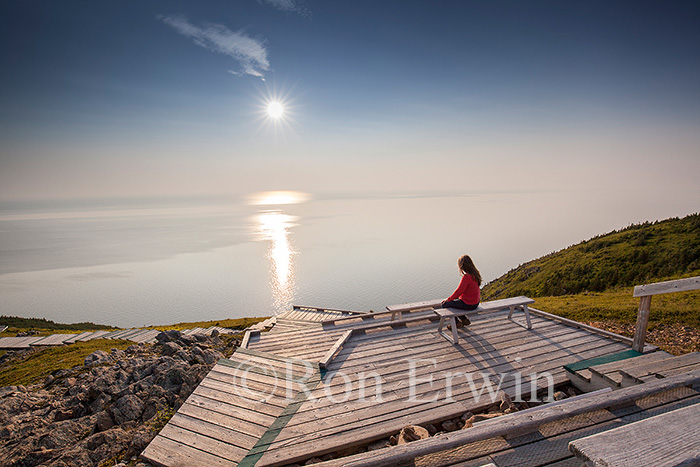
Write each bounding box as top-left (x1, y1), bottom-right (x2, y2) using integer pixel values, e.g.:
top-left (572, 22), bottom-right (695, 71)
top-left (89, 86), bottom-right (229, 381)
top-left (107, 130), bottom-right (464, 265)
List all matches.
top-left (0, 339), bottom-right (135, 386)
top-left (483, 213), bottom-right (700, 299)
top-left (481, 213), bottom-right (700, 354)
top-left (0, 316), bottom-right (117, 334)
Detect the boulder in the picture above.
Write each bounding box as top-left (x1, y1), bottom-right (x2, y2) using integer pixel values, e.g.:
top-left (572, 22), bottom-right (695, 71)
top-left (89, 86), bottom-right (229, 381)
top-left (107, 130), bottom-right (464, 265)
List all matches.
top-left (84, 350), bottom-right (112, 367)
top-left (111, 394), bottom-right (144, 424)
top-left (161, 342), bottom-right (182, 356)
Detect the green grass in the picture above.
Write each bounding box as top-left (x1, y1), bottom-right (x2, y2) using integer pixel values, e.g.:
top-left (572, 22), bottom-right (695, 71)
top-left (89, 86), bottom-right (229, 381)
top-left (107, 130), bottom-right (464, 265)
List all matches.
top-left (146, 316), bottom-right (268, 332)
top-left (483, 213), bottom-right (700, 299)
top-left (532, 287), bottom-right (700, 328)
top-left (0, 339), bottom-right (134, 387)
top-left (0, 316), bottom-right (117, 334)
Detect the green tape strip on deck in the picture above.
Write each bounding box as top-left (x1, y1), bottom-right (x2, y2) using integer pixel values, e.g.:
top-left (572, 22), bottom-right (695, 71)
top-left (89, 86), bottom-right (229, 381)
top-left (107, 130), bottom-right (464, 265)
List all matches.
top-left (237, 365), bottom-right (326, 467)
top-left (564, 349), bottom-right (643, 373)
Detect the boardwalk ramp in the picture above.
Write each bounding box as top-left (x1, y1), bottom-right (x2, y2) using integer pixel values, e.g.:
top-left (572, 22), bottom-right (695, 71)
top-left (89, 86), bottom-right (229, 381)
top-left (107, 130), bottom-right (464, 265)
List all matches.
top-left (142, 303), bottom-right (642, 466)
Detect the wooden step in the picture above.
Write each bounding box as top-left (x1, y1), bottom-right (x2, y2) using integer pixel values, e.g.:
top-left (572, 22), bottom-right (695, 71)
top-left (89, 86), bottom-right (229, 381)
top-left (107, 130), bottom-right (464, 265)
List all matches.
top-left (588, 351), bottom-right (673, 389)
top-left (620, 352), bottom-right (700, 387)
top-left (564, 349), bottom-right (644, 392)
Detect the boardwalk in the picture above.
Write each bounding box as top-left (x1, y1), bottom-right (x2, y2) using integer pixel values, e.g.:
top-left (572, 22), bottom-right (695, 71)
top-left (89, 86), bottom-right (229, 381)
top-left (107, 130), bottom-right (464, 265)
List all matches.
top-left (142, 303), bottom-right (641, 467)
top-left (0, 326), bottom-right (237, 350)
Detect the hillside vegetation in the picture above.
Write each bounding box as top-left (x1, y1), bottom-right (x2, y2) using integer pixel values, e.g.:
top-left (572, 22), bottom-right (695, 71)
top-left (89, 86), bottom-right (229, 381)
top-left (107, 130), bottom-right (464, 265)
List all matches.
top-left (483, 213), bottom-right (700, 299)
top-left (482, 213), bottom-right (700, 353)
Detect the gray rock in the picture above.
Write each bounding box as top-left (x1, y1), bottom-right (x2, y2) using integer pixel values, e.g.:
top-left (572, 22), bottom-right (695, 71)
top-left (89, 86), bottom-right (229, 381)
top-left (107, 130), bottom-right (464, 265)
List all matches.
top-left (440, 419), bottom-right (459, 432)
top-left (161, 342), bottom-right (182, 356)
top-left (112, 394), bottom-right (144, 424)
top-left (177, 334), bottom-right (196, 346)
top-left (173, 349), bottom-right (191, 362)
top-left (95, 410), bottom-right (114, 432)
top-left (84, 350), bottom-right (112, 367)
top-left (0, 385), bottom-right (27, 398)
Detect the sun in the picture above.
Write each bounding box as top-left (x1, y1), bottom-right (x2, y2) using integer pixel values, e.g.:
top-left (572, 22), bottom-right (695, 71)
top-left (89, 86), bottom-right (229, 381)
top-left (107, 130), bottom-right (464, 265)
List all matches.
top-left (267, 101), bottom-right (285, 119)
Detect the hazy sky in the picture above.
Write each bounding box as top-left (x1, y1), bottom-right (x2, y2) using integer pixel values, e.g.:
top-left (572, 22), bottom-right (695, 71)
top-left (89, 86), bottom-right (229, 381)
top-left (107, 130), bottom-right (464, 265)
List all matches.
top-left (1, 0), bottom-right (699, 201)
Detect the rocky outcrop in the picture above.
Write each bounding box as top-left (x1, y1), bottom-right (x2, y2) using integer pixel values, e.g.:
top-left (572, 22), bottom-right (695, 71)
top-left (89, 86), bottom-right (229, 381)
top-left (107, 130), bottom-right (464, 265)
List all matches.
top-left (0, 330), bottom-right (239, 467)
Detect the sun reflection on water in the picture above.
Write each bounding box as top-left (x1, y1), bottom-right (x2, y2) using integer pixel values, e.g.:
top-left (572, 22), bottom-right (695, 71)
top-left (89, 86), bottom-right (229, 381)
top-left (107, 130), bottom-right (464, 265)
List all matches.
top-left (255, 210), bottom-right (298, 314)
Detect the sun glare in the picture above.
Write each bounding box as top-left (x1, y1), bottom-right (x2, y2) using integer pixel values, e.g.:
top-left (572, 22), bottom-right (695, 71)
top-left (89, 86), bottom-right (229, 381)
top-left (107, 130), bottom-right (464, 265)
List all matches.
top-left (267, 101), bottom-right (284, 119)
top-left (250, 191), bottom-right (311, 206)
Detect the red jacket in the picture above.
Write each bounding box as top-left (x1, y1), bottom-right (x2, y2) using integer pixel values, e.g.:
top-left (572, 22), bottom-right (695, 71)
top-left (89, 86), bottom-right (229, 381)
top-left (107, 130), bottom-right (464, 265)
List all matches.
top-left (447, 274), bottom-right (480, 305)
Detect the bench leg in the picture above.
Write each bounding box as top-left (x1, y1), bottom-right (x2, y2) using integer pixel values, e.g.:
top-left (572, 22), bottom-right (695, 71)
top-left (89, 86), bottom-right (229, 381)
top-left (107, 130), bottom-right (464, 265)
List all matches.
top-left (437, 317), bottom-right (459, 344)
top-left (523, 305), bottom-right (532, 329)
top-left (507, 305), bottom-right (533, 330)
top-left (451, 317), bottom-right (459, 344)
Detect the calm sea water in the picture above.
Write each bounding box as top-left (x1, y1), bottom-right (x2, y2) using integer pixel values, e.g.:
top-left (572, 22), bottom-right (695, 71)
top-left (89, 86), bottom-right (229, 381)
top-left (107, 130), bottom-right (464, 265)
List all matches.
top-left (0, 191), bottom-right (695, 327)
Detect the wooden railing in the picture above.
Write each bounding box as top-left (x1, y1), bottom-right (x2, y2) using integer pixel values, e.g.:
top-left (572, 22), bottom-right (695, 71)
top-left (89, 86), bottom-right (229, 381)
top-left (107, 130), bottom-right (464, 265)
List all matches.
top-left (632, 276), bottom-right (700, 352)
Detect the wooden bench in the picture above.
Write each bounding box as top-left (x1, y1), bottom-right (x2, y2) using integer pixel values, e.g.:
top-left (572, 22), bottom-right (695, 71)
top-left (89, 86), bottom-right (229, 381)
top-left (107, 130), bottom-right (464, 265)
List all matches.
top-left (387, 299), bottom-right (442, 321)
top-left (435, 296), bottom-right (535, 344)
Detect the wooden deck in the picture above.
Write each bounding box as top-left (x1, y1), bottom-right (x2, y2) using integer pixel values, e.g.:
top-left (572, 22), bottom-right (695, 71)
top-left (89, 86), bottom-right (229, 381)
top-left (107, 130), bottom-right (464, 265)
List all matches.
top-left (142, 303), bottom-right (645, 467)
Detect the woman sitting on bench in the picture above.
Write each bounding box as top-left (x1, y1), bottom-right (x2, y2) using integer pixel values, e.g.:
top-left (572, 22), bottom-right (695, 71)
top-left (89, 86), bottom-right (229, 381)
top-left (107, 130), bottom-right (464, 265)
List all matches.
top-left (441, 254), bottom-right (481, 327)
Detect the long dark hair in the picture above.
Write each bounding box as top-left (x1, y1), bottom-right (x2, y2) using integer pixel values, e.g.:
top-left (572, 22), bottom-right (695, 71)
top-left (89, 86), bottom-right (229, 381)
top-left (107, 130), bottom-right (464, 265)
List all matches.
top-left (458, 255), bottom-right (481, 286)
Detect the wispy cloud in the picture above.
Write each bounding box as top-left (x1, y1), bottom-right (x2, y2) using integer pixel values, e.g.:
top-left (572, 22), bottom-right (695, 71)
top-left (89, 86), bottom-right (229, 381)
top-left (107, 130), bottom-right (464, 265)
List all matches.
top-left (159, 15), bottom-right (270, 78)
top-left (258, 0), bottom-right (309, 16)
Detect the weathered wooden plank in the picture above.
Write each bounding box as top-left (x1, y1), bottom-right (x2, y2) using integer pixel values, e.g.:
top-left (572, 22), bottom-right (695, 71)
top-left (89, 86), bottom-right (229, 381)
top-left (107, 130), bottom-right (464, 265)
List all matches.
top-left (327, 313), bottom-right (561, 362)
top-left (529, 307), bottom-right (655, 351)
top-left (304, 370), bottom-right (700, 467)
top-left (273, 345), bottom-right (622, 458)
top-left (251, 329), bottom-right (347, 351)
top-left (202, 372), bottom-right (293, 407)
top-left (414, 389), bottom-right (700, 467)
top-left (326, 324), bottom-right (607, 378)
top-left (288, 339), bottom-right (623, 430)
top-left (226, 350), bottom-right (316, 373)
top-left (569, 403), bottom-right (700, 467)
top-left (141, 435), bottom-right (236, 467)
top-left (0, 336), bottom-right (45, 348)
top-left (632, 295), bottom-right (653, 352)
top-left (633, 276), bottom-right (700, 297)
top-left (620, 352), bottom-right (700, 385)
top-left (177, 402), bottom-right (269, 437)
top-left (29, 334), bottom-right (75, 346)
top-left (78, 330), bottom-right (110, 341)
top-left (168, 412), bottom-right (259, 451)
top-left (157, 423), bottom-right (247, 462)
top-left (130, 329), bottom-right (161, 343)
top-left (319, 330), bottom-right (354, 368)
top-left (307, 331), bottom-right (623, 407)
top-left (188, 391), bottom-right (279, 425)
top-left (63, 331), bottom-right (94, 343)
top-left (195, 379), bottom-right (289, 415)
top-left (294, 305), bottom-right (370, 315)
top-left (588, 351), bottom-right (673, 381)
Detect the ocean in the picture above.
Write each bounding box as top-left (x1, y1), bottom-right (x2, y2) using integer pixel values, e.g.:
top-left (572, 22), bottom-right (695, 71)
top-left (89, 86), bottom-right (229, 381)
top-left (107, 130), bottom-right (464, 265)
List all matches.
top-left (0, 191), bottom-right (695, 327)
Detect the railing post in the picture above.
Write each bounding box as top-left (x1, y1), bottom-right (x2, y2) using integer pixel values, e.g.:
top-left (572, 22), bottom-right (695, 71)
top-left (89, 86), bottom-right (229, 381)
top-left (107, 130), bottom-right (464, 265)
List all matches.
top-left (632, 295), bottom-right (652, 352)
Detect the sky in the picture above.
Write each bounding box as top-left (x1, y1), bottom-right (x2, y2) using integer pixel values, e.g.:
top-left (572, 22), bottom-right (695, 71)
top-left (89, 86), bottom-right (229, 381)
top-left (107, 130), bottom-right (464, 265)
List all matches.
top-left (1, 0), bottom-right (700, 202)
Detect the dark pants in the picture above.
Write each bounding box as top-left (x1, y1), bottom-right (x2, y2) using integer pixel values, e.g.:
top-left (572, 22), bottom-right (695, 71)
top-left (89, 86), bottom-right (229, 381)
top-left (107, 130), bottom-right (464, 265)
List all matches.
top-left (442, 299), bottom-right (478, 323)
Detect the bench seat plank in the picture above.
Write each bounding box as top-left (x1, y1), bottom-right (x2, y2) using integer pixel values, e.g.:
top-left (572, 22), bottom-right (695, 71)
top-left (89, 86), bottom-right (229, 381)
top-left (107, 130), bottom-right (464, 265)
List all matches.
top-left (434, 296), bottom-right (535, 344)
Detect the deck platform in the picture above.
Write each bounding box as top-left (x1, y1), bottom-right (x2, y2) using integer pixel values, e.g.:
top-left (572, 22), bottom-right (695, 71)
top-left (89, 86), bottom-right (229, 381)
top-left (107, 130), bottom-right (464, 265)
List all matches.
top-left (142, 303), bottom-right (647, 467)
